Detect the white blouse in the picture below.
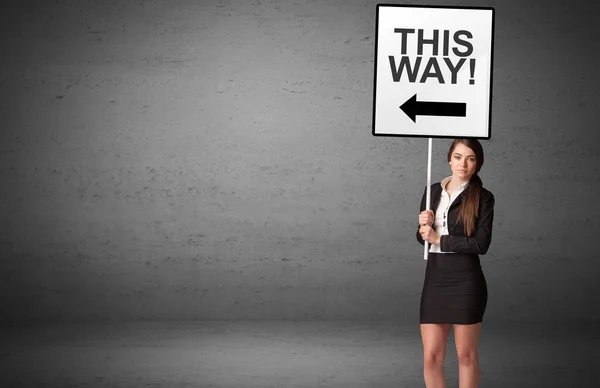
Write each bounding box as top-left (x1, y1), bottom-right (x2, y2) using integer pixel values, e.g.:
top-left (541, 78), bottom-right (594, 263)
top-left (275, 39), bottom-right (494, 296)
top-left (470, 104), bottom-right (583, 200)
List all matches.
top-left (429, 176), bottom-right (469, 253)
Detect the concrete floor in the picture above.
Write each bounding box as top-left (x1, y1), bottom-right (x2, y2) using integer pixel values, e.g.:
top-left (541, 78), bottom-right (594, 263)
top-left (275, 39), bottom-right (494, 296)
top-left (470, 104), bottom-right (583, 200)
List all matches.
top-left (2, 321), bottom-right (597, 387)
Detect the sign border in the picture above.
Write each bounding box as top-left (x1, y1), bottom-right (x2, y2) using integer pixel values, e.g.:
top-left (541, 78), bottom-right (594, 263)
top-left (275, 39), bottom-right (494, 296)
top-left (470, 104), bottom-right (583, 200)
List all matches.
top-left (371, 4), bottom-right (495, 139)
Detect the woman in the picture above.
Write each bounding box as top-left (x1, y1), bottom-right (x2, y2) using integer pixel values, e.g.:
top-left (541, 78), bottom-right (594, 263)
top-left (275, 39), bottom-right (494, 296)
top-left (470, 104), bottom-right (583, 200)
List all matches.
top-left (416, 138), bottom-right (495, 388)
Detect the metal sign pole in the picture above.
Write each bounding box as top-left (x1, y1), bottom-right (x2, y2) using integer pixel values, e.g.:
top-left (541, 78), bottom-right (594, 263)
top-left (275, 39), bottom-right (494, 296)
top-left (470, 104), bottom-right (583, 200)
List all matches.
top-left (424, 137), bottom-right (432, 260)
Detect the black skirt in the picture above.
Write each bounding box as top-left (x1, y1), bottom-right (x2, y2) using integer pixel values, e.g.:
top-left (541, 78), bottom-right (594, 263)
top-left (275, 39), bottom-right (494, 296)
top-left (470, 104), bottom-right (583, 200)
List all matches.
top-left (420, 252), bottom-right (488, 325)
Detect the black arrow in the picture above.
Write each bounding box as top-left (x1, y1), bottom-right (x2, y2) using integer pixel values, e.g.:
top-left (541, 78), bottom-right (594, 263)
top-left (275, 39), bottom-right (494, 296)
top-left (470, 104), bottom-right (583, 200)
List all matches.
top-left (400, 94), bottom-right (466, 123)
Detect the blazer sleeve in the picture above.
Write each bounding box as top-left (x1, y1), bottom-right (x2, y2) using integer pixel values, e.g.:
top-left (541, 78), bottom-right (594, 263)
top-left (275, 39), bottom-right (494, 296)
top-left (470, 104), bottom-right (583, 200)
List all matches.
top-left (439, 190), bottom-right (495, 255)
top-left (416, 186), bottom-right (427, 246)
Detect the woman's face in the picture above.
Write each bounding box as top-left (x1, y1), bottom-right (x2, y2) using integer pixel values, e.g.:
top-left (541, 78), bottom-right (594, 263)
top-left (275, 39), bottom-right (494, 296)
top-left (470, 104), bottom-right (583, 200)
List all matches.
top-left (449, 142), bottom-right (478, 181)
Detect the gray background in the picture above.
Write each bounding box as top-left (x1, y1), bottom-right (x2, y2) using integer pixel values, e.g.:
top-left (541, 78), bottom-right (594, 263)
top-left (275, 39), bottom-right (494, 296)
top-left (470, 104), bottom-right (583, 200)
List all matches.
top-left (1, 0), bottom-right (599, 326)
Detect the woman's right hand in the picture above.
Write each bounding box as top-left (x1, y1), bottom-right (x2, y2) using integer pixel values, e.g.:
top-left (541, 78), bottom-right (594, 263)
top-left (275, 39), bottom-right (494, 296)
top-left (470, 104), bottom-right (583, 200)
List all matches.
top-left (419, 210), bottom-right (434, 227)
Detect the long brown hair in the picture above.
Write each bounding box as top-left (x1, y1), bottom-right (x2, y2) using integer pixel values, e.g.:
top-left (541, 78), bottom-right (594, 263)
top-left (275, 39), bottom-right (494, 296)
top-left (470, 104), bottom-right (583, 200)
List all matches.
top-left (448, 139), bottom-right (485, 237)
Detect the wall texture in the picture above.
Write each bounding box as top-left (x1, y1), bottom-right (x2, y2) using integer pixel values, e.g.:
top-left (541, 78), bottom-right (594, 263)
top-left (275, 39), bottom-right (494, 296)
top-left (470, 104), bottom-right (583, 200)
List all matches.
top-left (1, 0), bottom-right (598, 324)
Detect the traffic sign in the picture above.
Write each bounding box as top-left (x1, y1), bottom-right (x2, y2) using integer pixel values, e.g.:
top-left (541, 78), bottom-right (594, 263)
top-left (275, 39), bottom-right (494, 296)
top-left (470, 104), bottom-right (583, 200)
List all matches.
top-left (372, 5), bottom-right (494, 138)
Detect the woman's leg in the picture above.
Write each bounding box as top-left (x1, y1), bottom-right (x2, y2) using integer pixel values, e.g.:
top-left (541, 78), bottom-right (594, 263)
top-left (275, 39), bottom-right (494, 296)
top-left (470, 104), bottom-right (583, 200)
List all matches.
top-left (420, 323), bottom-right (451, 388)
top-left (454, 323), bottom-right (482, 388)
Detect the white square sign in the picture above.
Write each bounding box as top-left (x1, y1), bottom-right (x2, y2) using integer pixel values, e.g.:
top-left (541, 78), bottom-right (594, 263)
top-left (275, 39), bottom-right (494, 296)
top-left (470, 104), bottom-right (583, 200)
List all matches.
top-left (372, 5), bottom-right (495, 138)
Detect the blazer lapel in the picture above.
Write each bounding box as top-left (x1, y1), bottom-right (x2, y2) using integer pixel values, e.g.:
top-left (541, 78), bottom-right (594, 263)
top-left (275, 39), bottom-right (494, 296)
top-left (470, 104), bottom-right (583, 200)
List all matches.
top-left (449, 189), bottom-right (467, 208)
top-left (430, 183), bottom-right (443, 213)
top-left (433, 183), bottom-right (468, 213)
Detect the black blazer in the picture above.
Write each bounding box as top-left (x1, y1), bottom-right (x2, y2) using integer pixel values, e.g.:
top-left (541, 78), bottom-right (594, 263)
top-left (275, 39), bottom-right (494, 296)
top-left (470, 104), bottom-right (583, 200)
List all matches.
top-left (416, 182), bottom-right (495, 255)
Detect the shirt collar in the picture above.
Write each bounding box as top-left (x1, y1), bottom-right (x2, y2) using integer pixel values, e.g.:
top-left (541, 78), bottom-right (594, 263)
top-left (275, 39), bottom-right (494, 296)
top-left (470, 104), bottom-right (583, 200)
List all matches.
top-left (441, 176), bottom-right (469, 190)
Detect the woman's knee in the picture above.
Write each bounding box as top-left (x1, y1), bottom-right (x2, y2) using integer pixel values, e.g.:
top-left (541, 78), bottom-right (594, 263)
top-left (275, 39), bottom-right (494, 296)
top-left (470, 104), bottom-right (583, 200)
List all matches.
top-left (424, 351), bottom-right (446, 369)
top-left (456, 349), bottom-right (479, 366)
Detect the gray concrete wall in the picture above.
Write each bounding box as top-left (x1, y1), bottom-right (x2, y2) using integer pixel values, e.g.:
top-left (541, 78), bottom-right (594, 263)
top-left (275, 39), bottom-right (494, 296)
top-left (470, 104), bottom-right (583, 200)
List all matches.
top-left (1, 0), bottom-right (598, 324)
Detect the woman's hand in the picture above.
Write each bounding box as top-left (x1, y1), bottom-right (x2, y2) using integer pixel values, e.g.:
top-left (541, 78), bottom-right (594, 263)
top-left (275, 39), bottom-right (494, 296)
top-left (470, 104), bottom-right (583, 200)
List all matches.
top-left (419, 210), bottom-right (434, 227)
top-left (419, 210), bottom-right (440, 245)
top-left (419, 225), bottom-right (441, 245)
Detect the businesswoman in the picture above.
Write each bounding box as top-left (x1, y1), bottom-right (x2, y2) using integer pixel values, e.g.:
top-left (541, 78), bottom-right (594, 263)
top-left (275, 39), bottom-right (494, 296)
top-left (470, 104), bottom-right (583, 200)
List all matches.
top-left (416, 138), bottom-right (495, 388)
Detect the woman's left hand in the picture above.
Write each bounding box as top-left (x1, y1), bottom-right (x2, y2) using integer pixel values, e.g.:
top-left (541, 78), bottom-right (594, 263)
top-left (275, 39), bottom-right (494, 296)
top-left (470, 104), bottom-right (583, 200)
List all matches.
top-left (419, 225), bottom-right (441, 245)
